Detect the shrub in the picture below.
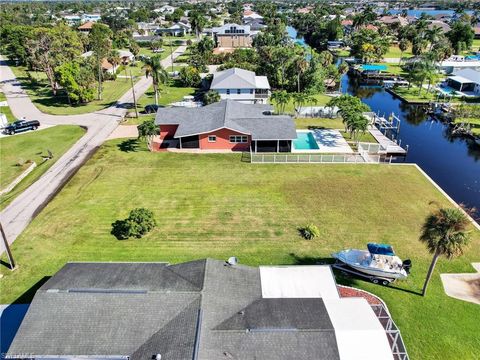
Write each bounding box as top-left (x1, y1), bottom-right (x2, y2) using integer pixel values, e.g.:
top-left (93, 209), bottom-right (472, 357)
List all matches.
top-left (299, 224), bottom-right (320, 240)
top-left (111, 208), bottom-right (156, 240)
top-left (179, 66), bottom-right (201, 87)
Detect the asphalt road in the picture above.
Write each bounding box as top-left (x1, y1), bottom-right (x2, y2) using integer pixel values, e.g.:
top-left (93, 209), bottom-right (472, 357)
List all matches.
top-left (0, 46), bottom-right (186, 253)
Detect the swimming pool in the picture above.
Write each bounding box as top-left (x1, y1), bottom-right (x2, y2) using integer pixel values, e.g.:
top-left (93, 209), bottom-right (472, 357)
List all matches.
top-left (293, 131), bottom-right (320, 150)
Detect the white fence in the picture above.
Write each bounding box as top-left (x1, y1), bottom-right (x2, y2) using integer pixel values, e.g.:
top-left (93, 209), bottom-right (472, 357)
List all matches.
top-left (250, 153), bottom-right (383, 164)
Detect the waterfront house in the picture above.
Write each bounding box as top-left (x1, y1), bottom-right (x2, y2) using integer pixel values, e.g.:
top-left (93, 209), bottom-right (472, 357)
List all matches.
top-left (155, 100), bottom-right (295, 152)
top-left (6, 259), bottom-right (395, 360)
top-left (446, 69), bottom-right (480, 97)
top-left (210, 67), bottom-right (270, 104)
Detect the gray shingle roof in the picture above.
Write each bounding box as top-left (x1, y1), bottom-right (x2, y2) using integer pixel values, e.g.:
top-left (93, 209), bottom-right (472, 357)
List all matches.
top-left (211, 68), bottom-right (256, 89)
top-left (7, 260), bottom-right (340, 360)
top-left (155, 100), bottom-right (296, 140)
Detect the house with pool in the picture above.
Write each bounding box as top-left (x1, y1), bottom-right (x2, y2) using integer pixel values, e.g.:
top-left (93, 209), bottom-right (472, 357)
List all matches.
top-left (154, 100), bottom-right (354, 153)
top-left (154, 100), bottom-right (296, 152)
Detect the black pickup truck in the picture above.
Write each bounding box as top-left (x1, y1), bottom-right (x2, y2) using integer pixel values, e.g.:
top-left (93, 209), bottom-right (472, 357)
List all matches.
top-left (3, 119), bottom-right (40, 135)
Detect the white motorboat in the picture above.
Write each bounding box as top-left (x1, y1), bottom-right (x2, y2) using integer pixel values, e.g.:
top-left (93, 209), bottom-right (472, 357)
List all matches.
top-left (332, 243), bottom-right (411, 280)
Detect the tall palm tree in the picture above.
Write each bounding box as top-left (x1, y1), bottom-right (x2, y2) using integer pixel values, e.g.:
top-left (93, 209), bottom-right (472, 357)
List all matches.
top-left (426, 26), bottom-right (443, 50)
top-left (295, 57), bottom-right (308, 92)
top-left (419, 207), bottom-right (471, 296)
top-left (107, 50), bottom-right (122, 78)
top-left (189, 11), bottom-right (206, 39)
top-left (143, 55), bottom-right (168, 106)
top-left (270, 90), bottom-right (291, 114)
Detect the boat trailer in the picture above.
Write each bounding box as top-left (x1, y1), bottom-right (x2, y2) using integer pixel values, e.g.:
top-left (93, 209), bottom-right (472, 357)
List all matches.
top-left (332, 261), bottom-right (396, 286)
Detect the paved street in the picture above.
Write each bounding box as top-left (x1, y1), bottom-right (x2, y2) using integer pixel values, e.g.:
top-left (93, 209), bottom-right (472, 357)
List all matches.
top-left (0, 46), bottom-right (186, 253)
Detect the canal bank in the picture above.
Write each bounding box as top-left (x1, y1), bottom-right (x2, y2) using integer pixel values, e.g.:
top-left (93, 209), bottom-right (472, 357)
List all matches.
top-left (342, 74), bottom-right (480, 220)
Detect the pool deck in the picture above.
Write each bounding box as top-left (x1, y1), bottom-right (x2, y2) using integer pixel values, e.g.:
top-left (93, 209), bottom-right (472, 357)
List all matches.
top-left (293, 130), bottom-right (353, 153)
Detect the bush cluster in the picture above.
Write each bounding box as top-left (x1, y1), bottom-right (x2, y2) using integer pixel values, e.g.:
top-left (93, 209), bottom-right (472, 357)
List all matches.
top-left (111, 208), bottom-right (156, 240)
top-left (299, 224), bottom-right (320, 240)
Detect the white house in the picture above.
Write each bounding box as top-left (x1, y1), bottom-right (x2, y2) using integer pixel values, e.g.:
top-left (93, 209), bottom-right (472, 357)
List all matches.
top-left (446, 69), bottom-right (480, 96)
top-left (155, 5), bottom-right (176, 15)
top-left (210, 67), bottom-right (271, 104)
top-left (439, 56), bottom-right (480, 74)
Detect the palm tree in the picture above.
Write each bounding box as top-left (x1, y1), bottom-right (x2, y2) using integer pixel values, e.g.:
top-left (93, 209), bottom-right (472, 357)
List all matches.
top-left (398, 39), bottom-right (409, 65)
top-left (294, 57), bottom-right (308, 92)
top-left (143, 55), bottom-right (168, 106)
top-left (419, 207), bottom-right (471, 296)
top-left (189, 12), bottom-right (206, 39)
top-left (137, 119), bottom-right (159, 151)
top-left (107, 50), bottom-right (121, 78)
top-left (270, 90), bottom-right (291, 114)
top-left (426, 26), bottom-right (443, 51)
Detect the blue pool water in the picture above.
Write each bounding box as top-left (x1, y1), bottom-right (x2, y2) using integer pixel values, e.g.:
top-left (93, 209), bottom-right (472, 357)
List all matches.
top-left (293, 131), bottom-right (319, 150)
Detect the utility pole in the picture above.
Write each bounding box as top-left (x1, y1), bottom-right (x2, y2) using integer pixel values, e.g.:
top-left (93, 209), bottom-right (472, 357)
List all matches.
top-left (0, 222), bottom-right (16, 270)
top-left (169, 39), bottom-right (174, 73)
top-left (130, 69), bottom-right (138, 119)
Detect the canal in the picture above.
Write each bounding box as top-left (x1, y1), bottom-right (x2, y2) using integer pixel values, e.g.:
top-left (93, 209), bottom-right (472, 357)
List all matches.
top-left (286, 26), bottom-right (480, 219)
top-left (341, 75), bottom-right (480, 220)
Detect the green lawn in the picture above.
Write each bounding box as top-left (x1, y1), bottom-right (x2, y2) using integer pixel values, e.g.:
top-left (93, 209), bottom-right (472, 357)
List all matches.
top-left (0, 91), bottom-right (16, 122)
top-left (1, 143), bottom-right (479, 359)
top-left (384, 45), bottom-right (413, 58)
top-left (8, 63), bottom-right (137, 115)
top-left (341, 130), bottom-right (377, 143)
top-left (295, 117), bottom-right (344, 129)
top-left (0, 125), bottom-right (85, 209)
top-left (282, 94), bottom-right (332, 114)
top-left (389, 86), bottom-right (439, 103)
top-left (123, 81), bottom-right (197, 125)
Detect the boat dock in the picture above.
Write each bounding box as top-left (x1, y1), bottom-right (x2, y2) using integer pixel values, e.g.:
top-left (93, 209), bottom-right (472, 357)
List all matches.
top-left (368, 127), bottom-right (407, 155)
top-left (363, 112), bottom-right (408, 155)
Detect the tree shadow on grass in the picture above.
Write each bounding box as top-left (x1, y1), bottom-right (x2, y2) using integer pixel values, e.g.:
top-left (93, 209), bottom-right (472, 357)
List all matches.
top-left (117, 139), bottom-right (140, 152)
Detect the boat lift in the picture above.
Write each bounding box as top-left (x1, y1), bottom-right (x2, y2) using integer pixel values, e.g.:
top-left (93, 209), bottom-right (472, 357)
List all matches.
top-left (332, 261), bottom-right (396, 286)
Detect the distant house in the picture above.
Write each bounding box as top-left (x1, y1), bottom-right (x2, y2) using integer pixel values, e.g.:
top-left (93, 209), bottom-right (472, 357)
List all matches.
top-left (378, 15), bottom-right (408, 27)
top-left (243, 17), bottom-right (266, 32)
top-left (155, 5), bottom-right (175, 15)
top-left (427, 20), bottom-right (451, 33)
top-left (243, 10), bottom-right (263, 21)
top-left (211, 23), bottom-right (252, 48)
top-left (439, 56), bottom-right (480, 74)
top-left (77, 21), bottom-right (95, 33)
top-left (446, 69), bottom-right (480, 96)
top-left (136, 22), bottom-right (159, 36)
top-left (158, 21), bottom-right (191, 36)
top-left (474, 26), bottom-right (480, 39)
top-left (155, 100), bottom-right (296, 152)
top-left (210, 68), bottom-right (270, 104)
top-left (6, 259), bottom-right (396, 359)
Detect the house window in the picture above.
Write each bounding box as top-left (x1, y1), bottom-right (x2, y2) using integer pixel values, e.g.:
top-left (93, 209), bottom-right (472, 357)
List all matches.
top-left (226, 89), bottom-right (230, 95)
top-left (237, 89), bottom-right (241, 94)
top-left (229, 135), bottom-right (248, 143)
top-left (208, 135), bottom-right (217, 142)
top-left (250, 89), bottom-right (254, 94)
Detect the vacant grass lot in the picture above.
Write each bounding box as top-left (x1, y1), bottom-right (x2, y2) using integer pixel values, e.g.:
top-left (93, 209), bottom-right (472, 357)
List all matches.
top-left (1, 142), bottom-right (479, 359)
top-left (384, 45), bottom-right (413, 58)
top-left (0, 126), bottom-right (85, 209)
top-left (295, 117), bottom-right (344, 129)
top-left (8, 63), bottom-right (138, 115)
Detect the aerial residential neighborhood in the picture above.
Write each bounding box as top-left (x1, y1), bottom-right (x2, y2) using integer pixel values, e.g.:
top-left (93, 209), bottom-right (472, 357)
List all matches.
top-left (0, 1), bottom-right (479, 360)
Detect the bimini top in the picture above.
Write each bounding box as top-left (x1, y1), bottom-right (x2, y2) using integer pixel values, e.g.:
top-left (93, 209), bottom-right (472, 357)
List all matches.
top-left (155, 99), bottom-right (297, 141)
top-left (367, 243), bottom-right (395, 256)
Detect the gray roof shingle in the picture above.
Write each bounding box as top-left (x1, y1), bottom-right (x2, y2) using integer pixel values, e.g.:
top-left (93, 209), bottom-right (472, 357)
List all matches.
top-left (155, 100), bottom-right (296, 140)
top-left (7, 260), bottom-right (341, 360)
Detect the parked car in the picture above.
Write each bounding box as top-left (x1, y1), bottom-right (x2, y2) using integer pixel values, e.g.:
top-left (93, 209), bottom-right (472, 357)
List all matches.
top-left (144, 104), bottom-right (160, 114)
top-left (3, 119), bottom-right (40, 135)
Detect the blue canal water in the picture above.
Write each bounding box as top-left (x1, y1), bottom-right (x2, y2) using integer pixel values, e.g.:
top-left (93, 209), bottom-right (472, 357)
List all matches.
top-left (341, 75), bottom-right (480, 220)
top-left (386, 9), bottom-right (474, 17)
top-left (287, 27), bottom-right (480, 219)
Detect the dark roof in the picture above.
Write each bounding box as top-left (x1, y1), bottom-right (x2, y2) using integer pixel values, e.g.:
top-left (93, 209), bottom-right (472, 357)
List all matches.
top-left (6, 259), bottom-right (341, 360)
top-left (155, 100), bottom-right (296, 141)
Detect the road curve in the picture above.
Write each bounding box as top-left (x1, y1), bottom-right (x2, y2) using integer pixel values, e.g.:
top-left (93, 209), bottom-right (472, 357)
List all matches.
top-left (0, 46), bottom-right (186, 252)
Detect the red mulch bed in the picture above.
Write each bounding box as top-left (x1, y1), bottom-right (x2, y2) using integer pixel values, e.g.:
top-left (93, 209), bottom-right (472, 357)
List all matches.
top-left (337, 285), bottom-right (382, 305)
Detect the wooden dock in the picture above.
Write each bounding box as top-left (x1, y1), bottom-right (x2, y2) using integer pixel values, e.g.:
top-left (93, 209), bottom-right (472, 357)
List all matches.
top-left (368, 126), bottom-right (407, 155)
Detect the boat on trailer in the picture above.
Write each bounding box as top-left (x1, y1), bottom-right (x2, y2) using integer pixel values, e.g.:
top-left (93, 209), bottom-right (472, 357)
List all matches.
top-left (332, 243), bottom-right (411, 285)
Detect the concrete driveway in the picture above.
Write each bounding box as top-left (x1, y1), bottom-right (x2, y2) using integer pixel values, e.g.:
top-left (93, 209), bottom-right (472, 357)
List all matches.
top-left (0, 46), bottom-right (186, 254)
